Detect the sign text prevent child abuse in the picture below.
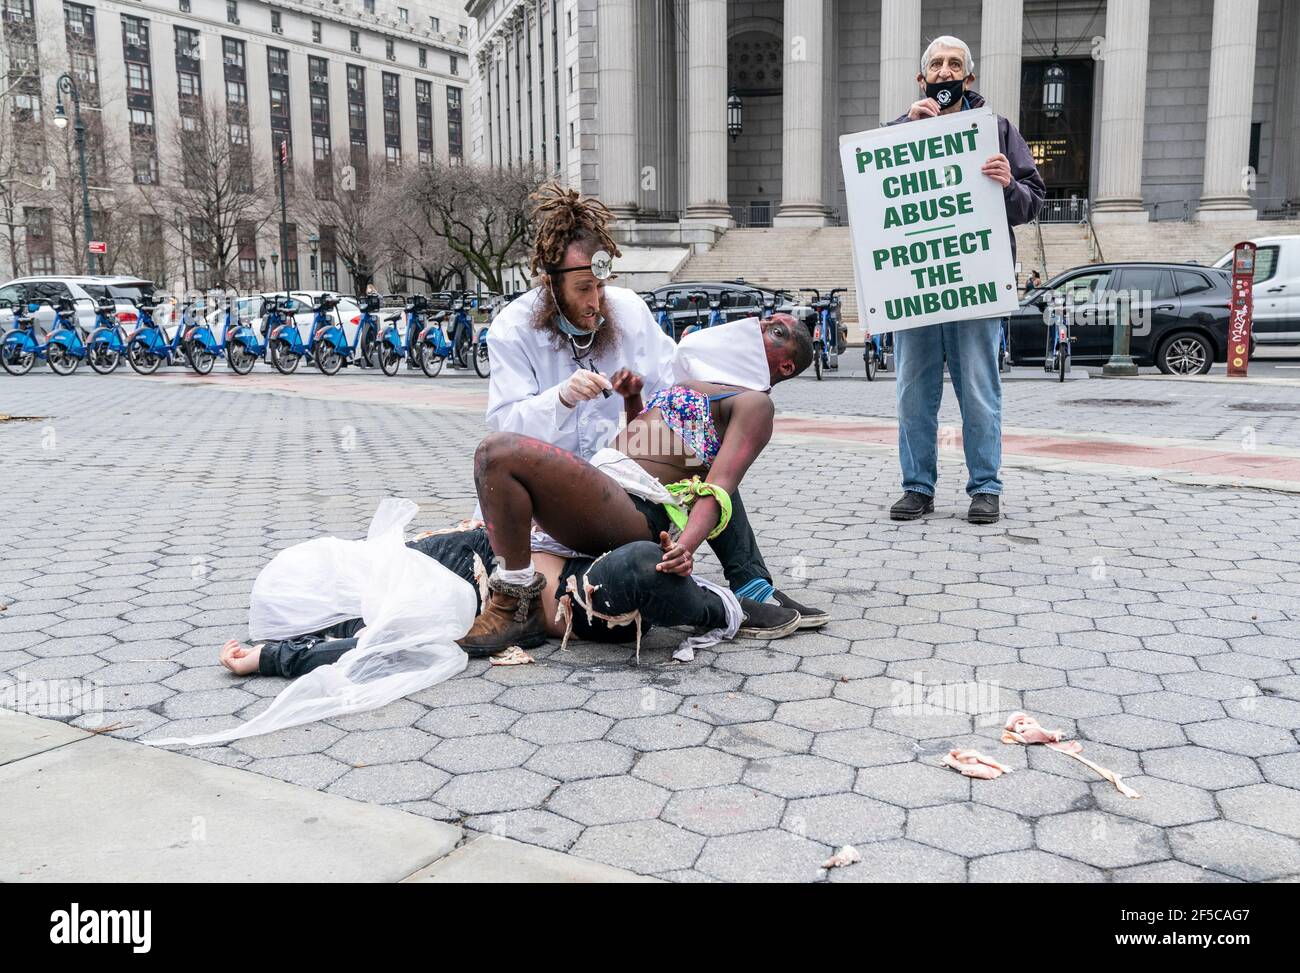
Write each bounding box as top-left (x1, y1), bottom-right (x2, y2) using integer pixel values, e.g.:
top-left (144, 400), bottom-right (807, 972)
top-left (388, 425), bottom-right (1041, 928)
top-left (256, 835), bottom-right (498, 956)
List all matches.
top-left (839, 108), bottom-right (1018, 334)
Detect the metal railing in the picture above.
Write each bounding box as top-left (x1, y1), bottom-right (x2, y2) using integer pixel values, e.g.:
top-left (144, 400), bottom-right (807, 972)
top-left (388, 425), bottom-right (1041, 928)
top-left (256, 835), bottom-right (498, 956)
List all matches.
top-left (1038, 197), bottom-right (1089, 224)
top-left (1033, 218), bottom-right (1048, 279)
top-left (1150, 200), bottom-right (1192, 222)
top-left (729, 202), bottom-right (773, 228)
top-left (1083, 213), bottom-right (1105, 264)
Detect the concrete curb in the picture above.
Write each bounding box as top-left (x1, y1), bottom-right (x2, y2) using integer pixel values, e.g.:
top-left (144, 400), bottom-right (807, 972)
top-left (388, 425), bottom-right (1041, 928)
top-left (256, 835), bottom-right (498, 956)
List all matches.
top-left (0, 709), bottom-right (648, 884)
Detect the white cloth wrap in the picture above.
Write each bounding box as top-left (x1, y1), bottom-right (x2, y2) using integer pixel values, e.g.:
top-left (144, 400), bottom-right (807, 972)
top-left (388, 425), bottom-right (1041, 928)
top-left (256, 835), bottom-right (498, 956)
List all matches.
top-left (148, 499), bottom-right (476, 747)
top-left (673, 316), bottom-right (771, 391)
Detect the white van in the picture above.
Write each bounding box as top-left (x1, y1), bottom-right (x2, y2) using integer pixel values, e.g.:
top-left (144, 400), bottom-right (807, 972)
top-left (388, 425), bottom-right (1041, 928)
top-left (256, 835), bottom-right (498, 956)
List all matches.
top-left (1212, 236), bottom-right (1300, 345)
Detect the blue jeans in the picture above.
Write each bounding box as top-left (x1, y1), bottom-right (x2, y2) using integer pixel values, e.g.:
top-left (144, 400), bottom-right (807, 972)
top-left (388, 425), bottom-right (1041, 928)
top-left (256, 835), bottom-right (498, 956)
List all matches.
top-left (894, 317), bottom-right (1003, 498)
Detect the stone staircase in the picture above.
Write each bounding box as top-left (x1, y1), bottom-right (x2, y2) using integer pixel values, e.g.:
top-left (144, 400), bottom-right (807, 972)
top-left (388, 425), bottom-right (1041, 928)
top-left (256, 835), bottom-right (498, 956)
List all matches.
top-left (1091, 219), bottom-right (1300, 268)
top-left (671, 220), bottom-right (1300, 331)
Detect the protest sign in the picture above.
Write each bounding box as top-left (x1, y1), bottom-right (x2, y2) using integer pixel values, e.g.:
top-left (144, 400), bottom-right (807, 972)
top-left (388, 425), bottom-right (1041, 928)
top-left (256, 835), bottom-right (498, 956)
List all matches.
top-left (839, 107), bottom-right (1019, 334)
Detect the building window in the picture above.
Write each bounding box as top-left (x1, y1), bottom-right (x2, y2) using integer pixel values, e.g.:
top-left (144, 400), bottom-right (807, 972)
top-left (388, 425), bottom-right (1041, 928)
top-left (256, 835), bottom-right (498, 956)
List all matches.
top-left (178, 71), bottom-right (199, 97)
top-left (226, 80), bottom-right (247, 105)
top-left (122, 15), bottom-right (149, 49)
top-left (363, 0), bottom-right (374, 12)
top-left (226, 1), bottom-right (238, 25)
top-left (459, 25), bottom-right (467, 42)
top-left (398, 7), bottom-right (408, 23)
top-left (418, 47), bottom-right (426, 68)
top-left (447, 85), bottom-right (462, 160)
top-left (268, 48), bottom-right (288, 76)
top-left (386, 39), bottom-right (395, 61)
top-left (129, 107), bottom-right (155, 132)
top-left (386, 145), bottom-right (400, 166)
top-left (430, 16), bottom-right (440, 32)
top-left (450, 55), bottom-right (458, 75)
top-left (309, 56), bottom-right (328, 85)
top-left (310, 93), bottom-right (328, 124)
top-left (568, 66), bottom-right (573, 93)
top-left (350, 30), bottom-right (360, 53)
top-left (270, 87), bottom-right (288, 117)
top-left (126, 62), bottom-right (152, 93)
top-left (271, 10), bottom-right (281, 33)
top-left (175, 26), bottom-right (200, 60)
top-left (569, 121), bottom-right (574, 148)
top-left (223, 37), bottom-right (244, 69)
top-left (179, 0), bottom-right (190, 11)
top-left (382, 73), bottom-right (398, 99)
top-left (311, 20), bottom-right (321, 43)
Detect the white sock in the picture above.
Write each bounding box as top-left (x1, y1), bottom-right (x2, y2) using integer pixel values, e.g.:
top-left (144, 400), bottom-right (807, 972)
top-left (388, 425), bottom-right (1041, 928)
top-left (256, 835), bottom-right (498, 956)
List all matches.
top-left (496, 563), bottom-right (537, 586)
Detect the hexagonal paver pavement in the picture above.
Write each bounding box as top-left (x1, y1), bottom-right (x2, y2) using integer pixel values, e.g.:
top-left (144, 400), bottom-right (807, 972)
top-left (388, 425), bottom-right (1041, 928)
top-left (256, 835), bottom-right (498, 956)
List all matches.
top-left (8, 372), bottom-right (1300, 883)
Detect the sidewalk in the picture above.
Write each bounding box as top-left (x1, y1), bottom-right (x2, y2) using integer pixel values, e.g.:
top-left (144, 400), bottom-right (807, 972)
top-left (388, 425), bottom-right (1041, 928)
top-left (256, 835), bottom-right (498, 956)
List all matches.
top-left (0, 709), bottom-right (650, 883)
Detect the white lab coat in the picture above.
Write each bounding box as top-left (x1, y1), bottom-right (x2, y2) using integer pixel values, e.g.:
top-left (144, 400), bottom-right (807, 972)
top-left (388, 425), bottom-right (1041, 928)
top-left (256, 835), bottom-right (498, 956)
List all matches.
top-left (485, 285), bottom-right (678, 457)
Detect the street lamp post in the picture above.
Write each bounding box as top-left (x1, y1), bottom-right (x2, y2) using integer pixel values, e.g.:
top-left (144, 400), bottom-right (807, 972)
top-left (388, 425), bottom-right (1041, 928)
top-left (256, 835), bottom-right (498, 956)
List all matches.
top-left (174, 211), bottom-right (188, 291)
top-left (53, 73), bottom-right (95, 274)
top-left (258, 256), bottom-right (267, 291)
top-left (308, 233), bottom-right (320, 288)
top-left (270, 252), bottom-right (279, 295)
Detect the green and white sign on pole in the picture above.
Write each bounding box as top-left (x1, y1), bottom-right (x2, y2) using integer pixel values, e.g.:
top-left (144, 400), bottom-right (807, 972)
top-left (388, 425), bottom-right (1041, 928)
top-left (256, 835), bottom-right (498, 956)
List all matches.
top-left (839, 107), bottom-right (1019, 335)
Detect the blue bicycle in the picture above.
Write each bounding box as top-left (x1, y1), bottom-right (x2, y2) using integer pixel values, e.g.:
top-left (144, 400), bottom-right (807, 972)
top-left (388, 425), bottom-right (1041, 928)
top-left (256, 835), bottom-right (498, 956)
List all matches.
top-left (126, 301), bottom-right (187, 375)
top-left (312, 293), bottom-right (381, 375)
top-left (221, 296), bottom-right (270, 373)
top-left (86, 297), bottom-right (128, 374)
top-left (642, 290), bottom-right (679, 340)
top-left (862, 326), bottom-right (893, 382)
top-left (680, 290), bottom-right (723, 340)
top-left (268, 294), bottom-right (331, 375)
top-left (182, 299), bottom-right (256, 375)
top-left (1, 300), bottom-right (84, 375)
top-left (801, 287), bottom-right (848, 381)
top-left (1046, 300), bottom-right (1071, 382)
top-left (444, 292), bottom-right (477, 369)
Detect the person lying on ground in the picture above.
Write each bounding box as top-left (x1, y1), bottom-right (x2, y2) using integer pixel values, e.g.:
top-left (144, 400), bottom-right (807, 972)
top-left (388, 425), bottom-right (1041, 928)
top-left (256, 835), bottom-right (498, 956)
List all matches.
top-left (462, 313), bottom-right (814, 655)
top-left (219, 523), bottom-right (745, 677)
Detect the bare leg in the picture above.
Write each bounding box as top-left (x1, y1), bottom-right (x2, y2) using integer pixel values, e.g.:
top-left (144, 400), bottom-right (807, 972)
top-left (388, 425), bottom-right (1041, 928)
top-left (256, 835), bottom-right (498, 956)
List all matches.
top-left (473, 432), bottom-right (656, 569)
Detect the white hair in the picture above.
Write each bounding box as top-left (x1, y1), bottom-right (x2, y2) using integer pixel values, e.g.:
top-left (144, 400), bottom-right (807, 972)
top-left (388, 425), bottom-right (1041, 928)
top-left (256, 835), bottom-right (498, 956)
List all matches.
top-left (921, 35), bottom-right (975, 77)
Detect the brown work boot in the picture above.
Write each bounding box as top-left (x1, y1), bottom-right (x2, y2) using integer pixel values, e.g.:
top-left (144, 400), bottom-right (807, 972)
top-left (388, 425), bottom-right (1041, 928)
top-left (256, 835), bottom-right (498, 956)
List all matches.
top-left (457, 570), bottom-right (548, 657)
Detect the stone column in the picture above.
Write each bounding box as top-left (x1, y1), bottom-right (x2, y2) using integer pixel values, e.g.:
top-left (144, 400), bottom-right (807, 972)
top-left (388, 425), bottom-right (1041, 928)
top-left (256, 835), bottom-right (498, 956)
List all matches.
top-left (1196, 0), bottom-right (1260, 220)
top-left (979, 0), bottom-right (1023, 128)
top-left (1091, 0), bottom-right (1151, 223)
top-left (684, 0), bottom-right (732, 223)
top-left (775, 0), bottom-right (827, 226)
top-left (878, 0), bottom-right (922, 124)
top-left (597, 0), bottom-right (638, 218)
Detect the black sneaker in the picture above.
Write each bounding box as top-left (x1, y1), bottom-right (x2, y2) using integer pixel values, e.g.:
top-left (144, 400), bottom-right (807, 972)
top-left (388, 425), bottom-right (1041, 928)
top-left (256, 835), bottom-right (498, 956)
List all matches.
top-left (772, 590), bottom-right (830, 629)
top-left (890, 491), bottom-right (934, 521)
top-left (737, 598), bottom-right (801, 639)
top-left (968, 493), bottom-right (1000, 524)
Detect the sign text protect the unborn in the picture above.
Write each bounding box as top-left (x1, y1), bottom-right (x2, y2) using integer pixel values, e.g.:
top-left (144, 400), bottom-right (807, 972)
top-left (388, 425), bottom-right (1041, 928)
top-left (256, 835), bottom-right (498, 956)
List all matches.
top-left (840, 108), bottom-right (1019, 334)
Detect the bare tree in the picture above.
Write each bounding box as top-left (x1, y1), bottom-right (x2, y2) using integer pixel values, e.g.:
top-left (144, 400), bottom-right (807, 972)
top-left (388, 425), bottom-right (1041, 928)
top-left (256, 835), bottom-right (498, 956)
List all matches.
top-left (142, 102), bottom-right (273, 289)
top-left (402, 161), bottom-right (545, 293)
top-left (292, 150), bottom-right (398, 293)
top-left (379, 167), bottom-right (466, 292)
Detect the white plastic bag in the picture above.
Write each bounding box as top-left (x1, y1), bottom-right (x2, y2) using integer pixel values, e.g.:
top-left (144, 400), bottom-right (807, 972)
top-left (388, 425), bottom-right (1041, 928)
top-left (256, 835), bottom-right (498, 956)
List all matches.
top-left (149, 499), bottom-right (476, 747)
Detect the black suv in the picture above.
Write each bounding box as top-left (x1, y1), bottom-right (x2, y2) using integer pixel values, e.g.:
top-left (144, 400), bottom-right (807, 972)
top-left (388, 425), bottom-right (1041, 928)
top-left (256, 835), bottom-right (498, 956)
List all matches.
top-left (1010, 262), bottom-right (1235, 375)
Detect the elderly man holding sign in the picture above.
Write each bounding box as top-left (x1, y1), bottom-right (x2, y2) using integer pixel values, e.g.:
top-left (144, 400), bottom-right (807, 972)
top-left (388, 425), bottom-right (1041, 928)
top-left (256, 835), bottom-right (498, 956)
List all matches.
top-left (842, 36), bottom-right (1044, 525)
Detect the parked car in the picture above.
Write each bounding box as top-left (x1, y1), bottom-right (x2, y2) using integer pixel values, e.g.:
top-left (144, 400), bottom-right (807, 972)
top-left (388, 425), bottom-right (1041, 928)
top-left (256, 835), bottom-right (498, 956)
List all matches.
top-left (1008, 262), bottom-right (1236, 375)
top-left (0, 275), bottom-right (156, 335)
top-left (647, 279), bottom-right (798, 340)
top-left (1211, 235), bottom-right (1300, 346)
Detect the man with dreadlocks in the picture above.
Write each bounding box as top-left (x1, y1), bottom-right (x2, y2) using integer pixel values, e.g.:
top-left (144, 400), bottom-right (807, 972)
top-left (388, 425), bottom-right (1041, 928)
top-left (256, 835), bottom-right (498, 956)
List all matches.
top-left (483, 182), bottom-right (829, 638)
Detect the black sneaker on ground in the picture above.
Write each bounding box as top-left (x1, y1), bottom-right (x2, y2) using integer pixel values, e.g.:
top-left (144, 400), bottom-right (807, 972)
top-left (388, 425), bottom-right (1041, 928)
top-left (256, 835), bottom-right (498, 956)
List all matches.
top-left (890, 491), bottom-right (934, 521)
top-left (772, 590), bottom-right (830, 629)
top-left (736, 598), bottom-right (801, 639)
top-left (968, 493), bottom-right (1000, 524)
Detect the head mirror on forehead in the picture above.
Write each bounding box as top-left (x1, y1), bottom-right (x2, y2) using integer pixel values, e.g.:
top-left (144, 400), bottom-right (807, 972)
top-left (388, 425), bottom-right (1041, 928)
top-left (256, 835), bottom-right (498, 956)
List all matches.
top-left (550, 248), bottom-right (614, 280)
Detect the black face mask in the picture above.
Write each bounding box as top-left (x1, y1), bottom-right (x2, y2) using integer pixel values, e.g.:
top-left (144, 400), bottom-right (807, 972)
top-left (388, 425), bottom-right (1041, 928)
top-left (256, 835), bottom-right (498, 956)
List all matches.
top-left (925, 77), bottom-right (966, 110)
